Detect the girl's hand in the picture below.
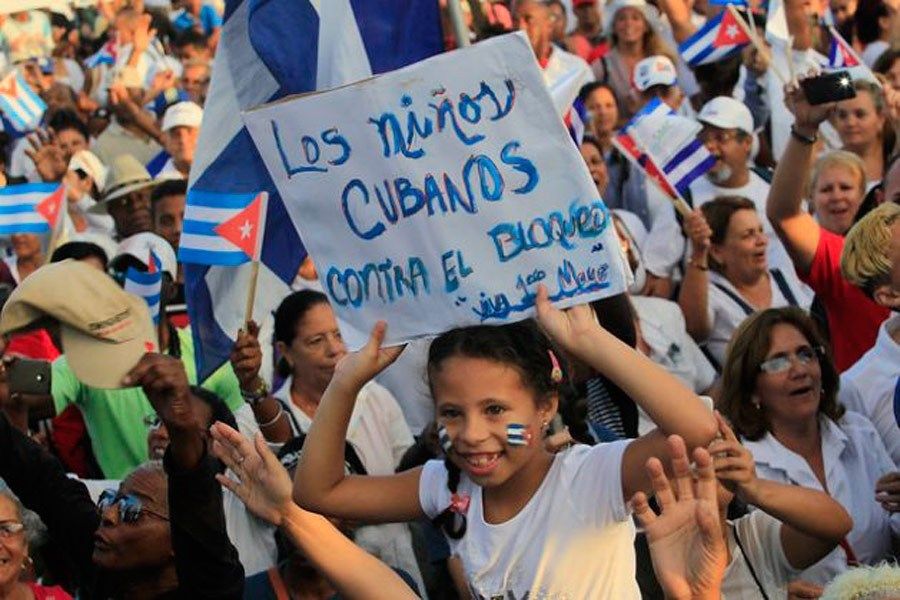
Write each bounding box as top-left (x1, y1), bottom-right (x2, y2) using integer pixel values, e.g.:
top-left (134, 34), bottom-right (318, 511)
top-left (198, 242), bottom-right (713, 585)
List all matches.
top-left (331, 321), bottom-right (405, 390)
top-left (211, 423), bottom-right (295, 527)
top-left (534, 284), bottom-right (601, 355)
top-left (708, 412), bottom-right (759, 503)
top-left (631, 435), bottom-right (726, 600)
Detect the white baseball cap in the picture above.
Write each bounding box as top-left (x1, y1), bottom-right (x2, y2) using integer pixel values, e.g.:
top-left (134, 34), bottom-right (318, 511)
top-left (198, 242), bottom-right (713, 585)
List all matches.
top-left (633, 55), bottom-right (677, 92)
top-left (69, 150), bottom-right (108, 193)
top-left (604, 0), bottom-right (658, 34)
top-left (161, 101), bottom-right (203, 132)
top-left (113, 232), bottom-right (178, 278)
top-left (697, 96), bottom-right (754, 135)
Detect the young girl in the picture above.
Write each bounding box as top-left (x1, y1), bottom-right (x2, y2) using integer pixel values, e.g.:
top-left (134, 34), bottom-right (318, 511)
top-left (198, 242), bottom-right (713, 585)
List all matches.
top-left (295, 286), bottom-right (718, 598)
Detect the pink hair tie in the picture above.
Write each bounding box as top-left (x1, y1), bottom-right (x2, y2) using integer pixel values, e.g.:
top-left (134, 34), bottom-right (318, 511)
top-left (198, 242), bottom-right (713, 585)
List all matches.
top-left (548, 350), bottom-right (563, 383)
top-left (449, 492), bottom-right (470, 515)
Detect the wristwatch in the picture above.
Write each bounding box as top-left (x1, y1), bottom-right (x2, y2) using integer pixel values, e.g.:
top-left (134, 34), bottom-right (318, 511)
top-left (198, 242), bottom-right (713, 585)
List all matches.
top-left (241, 379), bottom-right (270, 406)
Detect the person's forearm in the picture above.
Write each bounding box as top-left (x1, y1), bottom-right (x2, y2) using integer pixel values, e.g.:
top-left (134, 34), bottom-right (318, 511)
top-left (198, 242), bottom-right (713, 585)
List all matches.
top-left (745, 479), bottom-right (850, 542)
top-left (280, 504), bottom-right (417, 600)
top-left (678, 261), bottom-right (711, 342)
top-left (656, 0), bottom-right (696, 43)
top-left (571, 326), bottom-right (717, 447)
top-left (250, 397), bottom-right (291, 443)
top-left (294, 379), bottom-right (360, 510)
top-left (766, 131), bottom-right (815, 226)
top-left (126, 104), bottom-right (164, 143)
top-left (168, 425), bottom-right (206, 471)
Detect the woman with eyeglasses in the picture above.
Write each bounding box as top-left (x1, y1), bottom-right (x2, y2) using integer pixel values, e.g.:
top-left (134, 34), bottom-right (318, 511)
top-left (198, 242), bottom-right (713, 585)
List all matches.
top-left (719, 307), bottom-right (900, 586)
top-left (678, 197), bottom-right (807, 369)
top-left (0, 491), bottom-right (72, 599)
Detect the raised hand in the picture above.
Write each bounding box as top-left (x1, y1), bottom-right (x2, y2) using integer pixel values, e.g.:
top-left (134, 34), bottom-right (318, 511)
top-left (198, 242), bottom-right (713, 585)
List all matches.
top-left (24, 129), bottom-right (67, 183)
top-left (683, 209), bottom-right (712, 258)
top-left (533, 283), bottom-right (600, 355)
top-left (123, 353), bottom-right (196, 431)
top-left (230, 320), bottom-right (263, 392)
top-left (331, 321), bottom-right (404, 390)
top-left (631, 435), bottom-right (726, 600)
top-left (708, 412), bottom-right (760, 503)
top-left (210, 422), bottom-right (295, 526)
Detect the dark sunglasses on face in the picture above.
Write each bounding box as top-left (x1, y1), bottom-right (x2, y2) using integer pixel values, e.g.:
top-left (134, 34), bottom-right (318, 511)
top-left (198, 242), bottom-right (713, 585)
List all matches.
top-left (97, 489), bottom-right (168, 523)
top-left (758, 346), bottom-right (823, 374)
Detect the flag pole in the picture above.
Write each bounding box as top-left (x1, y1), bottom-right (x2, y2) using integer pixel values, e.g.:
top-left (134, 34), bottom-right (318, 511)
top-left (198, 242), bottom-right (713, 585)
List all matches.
top-left (243, 260), bottom-right (260, 325)
top-left (786, 35), bottom-right (798, 85)
top-left (727, 4), bottom-right (789, 85)
top-left (610, 136), bottom-right (693, 218)
top-left (243, 191), bottom-right (269, 325)
top-left (446, 0), bottom-right (471, 48)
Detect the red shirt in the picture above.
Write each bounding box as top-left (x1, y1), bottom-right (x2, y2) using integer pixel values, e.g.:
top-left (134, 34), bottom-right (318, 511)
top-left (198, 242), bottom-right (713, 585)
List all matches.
top-left (800, 228), bottom-right (890, 371)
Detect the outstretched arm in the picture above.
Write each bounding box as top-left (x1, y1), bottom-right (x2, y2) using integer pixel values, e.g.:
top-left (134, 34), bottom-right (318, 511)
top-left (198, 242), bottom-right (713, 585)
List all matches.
top-left (631, 435), bottom-right (726, 600)
top-left (766, 82), bottom-right (835, 275)
top-left (294, 322), bottom-right (424, 523)
top-left (211, 423), bottom-right (418, 600)
top-left (535, 285), bottom-right (718, 499)
top-left (709, 413), bottom-right (851, 570)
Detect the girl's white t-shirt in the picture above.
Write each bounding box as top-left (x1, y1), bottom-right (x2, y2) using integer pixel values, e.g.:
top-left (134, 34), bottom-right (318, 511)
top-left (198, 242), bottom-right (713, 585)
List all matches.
top-left (419, 441), bottom-right (639, 599)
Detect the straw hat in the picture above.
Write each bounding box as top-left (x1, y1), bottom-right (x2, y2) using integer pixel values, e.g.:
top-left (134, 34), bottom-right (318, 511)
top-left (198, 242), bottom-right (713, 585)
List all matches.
top-left (89, 155), bottom-right (156, 214)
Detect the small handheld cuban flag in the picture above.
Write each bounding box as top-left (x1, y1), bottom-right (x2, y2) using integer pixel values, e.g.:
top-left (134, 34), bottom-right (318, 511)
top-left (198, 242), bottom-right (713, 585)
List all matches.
top-left (179, 191), bottom-right (269, 266)
top-left (567, 96), bottom-right (590, 145)
top-left (827, 27), bottom-right (861, 69)
top-left (84, 39), bottom-right (118, 69)
top-left (506, 423), bottom-right (530, 446)
top-left (679, 9), bottom-right (751, 67)
top-left (124, 250), bottom-right (163, 325)
top-left (0, 183), bottom-right (65, 235)
top-left (0, 70), bottom-right (47, 134)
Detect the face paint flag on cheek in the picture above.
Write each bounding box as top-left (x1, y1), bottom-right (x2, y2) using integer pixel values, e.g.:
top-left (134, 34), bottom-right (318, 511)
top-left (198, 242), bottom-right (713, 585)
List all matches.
top-left (507, 423), bottom-right (531, 446)
top-left (438, 424), bottom-right (453, 454)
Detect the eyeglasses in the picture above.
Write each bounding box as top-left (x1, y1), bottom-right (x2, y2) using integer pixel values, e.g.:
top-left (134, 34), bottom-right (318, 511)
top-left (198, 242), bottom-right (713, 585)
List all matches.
top-left (143, 415), bottom-right (162, 430)
top-left (97, 489), bottom-right (169, 523)
top-left (758, 346), bottom-right (823, 374)
top-left (0, 521), bottom-right (24, 538)
top-left (698, 129), bottom-right (740, 145)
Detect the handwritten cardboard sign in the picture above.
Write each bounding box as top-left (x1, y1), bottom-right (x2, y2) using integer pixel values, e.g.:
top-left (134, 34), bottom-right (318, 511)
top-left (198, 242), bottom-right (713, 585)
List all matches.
top-left (243, 33), bottom-right (627, 348)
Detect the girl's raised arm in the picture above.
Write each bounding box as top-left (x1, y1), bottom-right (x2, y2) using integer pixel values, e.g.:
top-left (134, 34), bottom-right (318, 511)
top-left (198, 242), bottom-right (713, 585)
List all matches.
top-left (293, 321), bottom-right (425, 523)
top-left (534, 285), bottom-right (718, 499)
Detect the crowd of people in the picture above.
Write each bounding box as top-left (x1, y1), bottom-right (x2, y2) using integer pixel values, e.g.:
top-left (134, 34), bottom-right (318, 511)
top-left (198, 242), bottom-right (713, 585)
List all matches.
top-left (0, 0), bottom-right (898, 598)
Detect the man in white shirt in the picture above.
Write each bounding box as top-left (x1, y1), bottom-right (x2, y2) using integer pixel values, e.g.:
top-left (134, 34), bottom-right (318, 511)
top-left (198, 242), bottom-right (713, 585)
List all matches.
top-left (840, 202), bottom-right (900, 464)
top-left (513, 0), bottom-right (594, 116)
top-left (157, 101), bottom-right (202, 180)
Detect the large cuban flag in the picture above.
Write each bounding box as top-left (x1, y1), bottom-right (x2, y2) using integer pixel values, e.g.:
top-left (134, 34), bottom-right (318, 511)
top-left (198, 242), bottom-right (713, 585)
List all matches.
top-left (185, 0), bottom-right (442, 380)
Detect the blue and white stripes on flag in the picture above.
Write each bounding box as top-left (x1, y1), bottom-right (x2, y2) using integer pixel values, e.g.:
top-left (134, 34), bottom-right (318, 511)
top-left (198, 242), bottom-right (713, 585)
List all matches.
top-left (568, 96), bottom-right (589, 145)
top-left (124, 252), bottom-right (163, 325)
top-left (679, 9), bottom-right (751, 67)
top-left (0, 71), bottom-right (46, 134)
top-left (0, 183), bottom-right (62, 234)
top-left (662, 138), bottom-right (717, 195)
top-left (185, 0), bottom-right (443, 381)
top-left (85, 40), bottom-right (117, 68)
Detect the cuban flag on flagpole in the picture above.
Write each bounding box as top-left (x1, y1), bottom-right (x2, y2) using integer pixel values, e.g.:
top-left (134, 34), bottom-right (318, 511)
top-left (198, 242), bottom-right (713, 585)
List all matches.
top-left (180, 191), bottom-right (268, 265)
top-left (826, 27), bottom-right (861, 69)
top-left (0, 183), bottom-right (65, 235)
top-left (0, 70), bottom-right (47, 134)
top-left (184, 0), bottom-right (442, 381)
top-left (85, 39), bottom-right (118, 69)
top-left (679, 9), bottom-right (751, 67)
top-left (124, 251), bottom-right (164, 325)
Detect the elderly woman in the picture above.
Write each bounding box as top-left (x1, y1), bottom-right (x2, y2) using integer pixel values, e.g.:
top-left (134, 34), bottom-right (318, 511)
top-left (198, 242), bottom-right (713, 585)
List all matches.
top-left (719, 307), bottom-right (900, 585)
top-left (766, 84), bottom-right (890, 370)
top-left (0, 491), bottom-right (71, 599)
top-left (678, 197), bottom-right (806, 368)
top-left (832, 80), bottom-right (892, 187)
top-left (590, 0), bottom-right (674, 120)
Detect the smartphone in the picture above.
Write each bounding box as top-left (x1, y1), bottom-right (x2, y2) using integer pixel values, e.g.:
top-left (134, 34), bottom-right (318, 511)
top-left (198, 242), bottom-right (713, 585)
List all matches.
top-left (800, 71), bottom-right (856, 105)
top-left (8, 359), bottom-right (51, 396)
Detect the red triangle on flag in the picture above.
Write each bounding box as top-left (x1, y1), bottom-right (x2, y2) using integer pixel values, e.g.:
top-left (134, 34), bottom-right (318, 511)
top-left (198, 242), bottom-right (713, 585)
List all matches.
top-left (214, 192), bottom-right (266, 260)
top-left (839, 41), bottom-right (859, 67)
top-left (0, 73), bottom-right (17, 99)
top-left (713, 10), bottom-right (751, 48)
top-left (147, 250), bottom-right (157, 274)
top-left (35, 185), bottom-right (65, 230)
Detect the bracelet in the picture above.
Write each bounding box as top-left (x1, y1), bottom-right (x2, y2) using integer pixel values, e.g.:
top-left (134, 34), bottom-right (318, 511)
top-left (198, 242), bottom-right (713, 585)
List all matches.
top-left (688, 257), bottom-right (709, 271)
top-left (241, 379), bottom-right (270, 406)
top-left (257, 404), bottom-right (284, 428)
top-left (790, 125), bottom-right (818, 145)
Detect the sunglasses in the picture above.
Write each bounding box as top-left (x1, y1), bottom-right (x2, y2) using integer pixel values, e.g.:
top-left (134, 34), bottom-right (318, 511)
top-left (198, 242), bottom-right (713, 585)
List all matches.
top-left (0, 521), bottom-right (24, 538)
top-left (143, 415), bottom-right (162, 430)
top-left (758, 346), bottom-right (823, 374)
top-left (97, 489), bottom-right (168, 523)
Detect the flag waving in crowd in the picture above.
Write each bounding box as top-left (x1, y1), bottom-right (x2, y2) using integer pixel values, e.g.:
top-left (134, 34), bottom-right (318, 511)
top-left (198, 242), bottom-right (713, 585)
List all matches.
top-left (179, 191), bottom-right (268, 266)
top-left (0, 69), bottom-right (47, 134)
top-left (679, 8), bottom-right (751, 67)
top-left (0, 183), bottom-right (64, 235)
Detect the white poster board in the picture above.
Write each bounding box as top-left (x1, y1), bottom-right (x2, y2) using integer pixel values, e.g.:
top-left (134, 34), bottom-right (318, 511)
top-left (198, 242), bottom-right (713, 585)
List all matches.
top-left (243, 33), bottom-right (627, 348)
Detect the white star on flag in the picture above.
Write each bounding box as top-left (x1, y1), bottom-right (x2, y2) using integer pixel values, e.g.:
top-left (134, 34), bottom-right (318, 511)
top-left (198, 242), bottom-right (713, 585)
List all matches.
top-left (726, 24), bottom-right (738, 39)
top-left (239, 220), bottom-right (253, 239)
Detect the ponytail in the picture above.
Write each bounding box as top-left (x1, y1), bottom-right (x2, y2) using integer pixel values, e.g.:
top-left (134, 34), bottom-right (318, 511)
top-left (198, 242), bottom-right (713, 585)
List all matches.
top-left (431, 456), bottom-right (467, 539)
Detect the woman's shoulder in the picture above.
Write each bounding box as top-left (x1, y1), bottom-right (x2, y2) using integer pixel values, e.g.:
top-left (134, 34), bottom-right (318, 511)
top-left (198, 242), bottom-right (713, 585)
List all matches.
top-left (831, 410), bottom-right (883, 444)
